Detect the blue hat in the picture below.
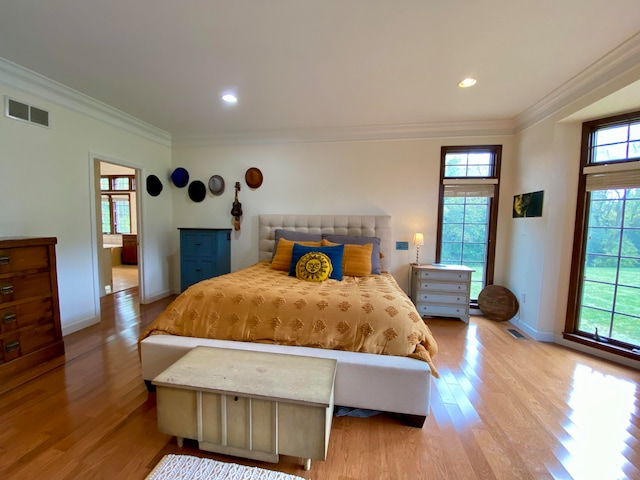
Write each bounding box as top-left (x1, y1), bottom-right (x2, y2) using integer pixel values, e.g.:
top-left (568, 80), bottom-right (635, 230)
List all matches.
top-left (170, 167), bottom-right (189, 188)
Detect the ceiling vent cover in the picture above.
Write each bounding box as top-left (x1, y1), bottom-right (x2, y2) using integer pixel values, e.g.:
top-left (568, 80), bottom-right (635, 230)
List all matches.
top-left (5, 96), bottom-right (50, 127)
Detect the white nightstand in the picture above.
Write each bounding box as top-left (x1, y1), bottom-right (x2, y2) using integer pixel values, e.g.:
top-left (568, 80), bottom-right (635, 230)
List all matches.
top-left (410, 264), bottom-right (475, 323)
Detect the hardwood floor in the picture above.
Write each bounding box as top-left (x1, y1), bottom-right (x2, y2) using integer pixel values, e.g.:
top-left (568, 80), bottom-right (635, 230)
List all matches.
top-left (1, 288), bottom-right (639, 479)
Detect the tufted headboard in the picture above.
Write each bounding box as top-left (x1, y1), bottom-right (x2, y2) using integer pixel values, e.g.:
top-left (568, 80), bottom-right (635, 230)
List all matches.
top-left (258, 214), bottom-right (392, 272)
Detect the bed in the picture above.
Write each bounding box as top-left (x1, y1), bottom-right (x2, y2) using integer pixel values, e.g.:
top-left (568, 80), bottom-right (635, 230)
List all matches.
top-left (139, 214), bottom-right (437, 427)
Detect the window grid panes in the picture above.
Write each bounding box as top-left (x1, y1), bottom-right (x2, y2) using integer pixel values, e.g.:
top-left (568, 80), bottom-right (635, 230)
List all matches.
top-left (444, 152), bottom-right (495, 178)
top-left (591, 121), bottom-right (640, 164)
top-left (438, 145), bottom-right (500, 305)
top-left (440, 196), bottom-right (489, 299)
top-left (578, 188), bottom-right (640, 346)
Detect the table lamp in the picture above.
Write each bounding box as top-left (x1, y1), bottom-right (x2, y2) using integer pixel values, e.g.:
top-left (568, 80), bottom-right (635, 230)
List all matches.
top-left (413, 233), bottom-right (424, 265)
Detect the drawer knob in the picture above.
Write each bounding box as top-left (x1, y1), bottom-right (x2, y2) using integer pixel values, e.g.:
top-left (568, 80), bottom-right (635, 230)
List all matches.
top-left (2, 313), bottom-right (16, 324)
top-left (5, 340), bottom-right (19, 353)
top-left (0, 255), bottom-right (10, 266)
top-left (0, 285), bottom-right (13, 295)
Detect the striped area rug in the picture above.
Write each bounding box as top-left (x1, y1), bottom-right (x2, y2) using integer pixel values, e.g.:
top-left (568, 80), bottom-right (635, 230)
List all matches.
top-left (146, 454), bottom-right (305, 480)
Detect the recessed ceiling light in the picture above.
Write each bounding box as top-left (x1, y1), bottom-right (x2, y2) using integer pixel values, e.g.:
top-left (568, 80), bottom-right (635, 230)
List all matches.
top-left (458, 77), bottom-right (477, 88)
top-left (221, 93), bottom-right (238, 104)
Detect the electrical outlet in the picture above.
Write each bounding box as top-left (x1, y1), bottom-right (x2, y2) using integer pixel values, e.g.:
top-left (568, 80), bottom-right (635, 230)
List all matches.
top-left (520, 292), bottom-right (526, 304)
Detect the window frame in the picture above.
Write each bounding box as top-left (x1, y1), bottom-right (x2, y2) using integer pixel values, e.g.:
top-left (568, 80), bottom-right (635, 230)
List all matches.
top-left (436, 145), bottom-right (502, 305)
top-left (564, 110), bottom-right (640, 360)
top-left (100, 175), bottom-right (135, 235)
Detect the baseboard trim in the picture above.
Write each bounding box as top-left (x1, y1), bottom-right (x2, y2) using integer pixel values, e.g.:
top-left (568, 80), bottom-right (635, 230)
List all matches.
top-left (142, 289), bottom-right (172, 305)
top-left (62, 315), bottom-right (100, 336)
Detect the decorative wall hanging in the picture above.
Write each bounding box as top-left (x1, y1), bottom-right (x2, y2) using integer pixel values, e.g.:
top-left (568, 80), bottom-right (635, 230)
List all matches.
top-left (188, 180), bottom-right (207, 202)
top-left (513, 190), bottom-right (544, 218)
top-left (146, 174), bottom-right (163, 196)
top-left (208, 175), bottom-right (225, 195)
top-left (245, 167), bottom-right (263, 189)
top-left (170, 167), bottom-right (189, 188)
top-left (231, 181), bottom-right (243, 230)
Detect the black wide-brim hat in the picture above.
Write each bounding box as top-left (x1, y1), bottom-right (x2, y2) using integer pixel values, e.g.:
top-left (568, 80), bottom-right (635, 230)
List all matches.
top-left (146, 174), bottom-right (163, 197)
top-left (188, 180), bottom-right (207, 202)
top-left (170, 167), bottom-right (189, 188)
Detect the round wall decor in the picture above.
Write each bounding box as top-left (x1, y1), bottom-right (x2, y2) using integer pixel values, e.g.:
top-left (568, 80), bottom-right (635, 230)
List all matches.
top-left (478, 285), bottom-right (519, 321)
top-left (146, 174), bottom-right (163, 196)
top-left (208, 175), bottom-right (225, 195)
top-left (245, 167), bottom-right (263, 189)
top-left (188, 180), bottom-right (206, 202)
top-left (170, 167), bottom-right (189, 188)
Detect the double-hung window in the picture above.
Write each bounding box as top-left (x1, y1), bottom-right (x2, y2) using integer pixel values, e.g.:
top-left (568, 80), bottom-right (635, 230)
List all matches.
top-left (566, 112), bottom-right (640, 357)
top-left (436, 145), bottom-right (502, 303)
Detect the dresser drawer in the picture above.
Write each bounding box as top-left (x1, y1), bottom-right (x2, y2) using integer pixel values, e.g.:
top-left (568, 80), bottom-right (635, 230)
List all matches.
top-left (416, 303), bottom-right (469, 318)
top-left (0, 246), bottom-right (49, 275)
top-left (415, 292), bottom-right (468, 305)
top-left (181, 232), bottom-right (220, 258)
top-left (417, 281), bottom-right (469, 293)
top-left (0, 298), bottom-right (54, 333)
top-left (19, 323), bottom-right (56, 354)
top-left (416, 269), bottom-right (471, 282)
top-left (0, 272), bottom-right (51, 305)
top-left (0, 335), bottom-right (22, 363)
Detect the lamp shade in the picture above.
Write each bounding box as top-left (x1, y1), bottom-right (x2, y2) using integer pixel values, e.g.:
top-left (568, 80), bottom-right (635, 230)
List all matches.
top-left (413, 233), bottom-right (424, 246)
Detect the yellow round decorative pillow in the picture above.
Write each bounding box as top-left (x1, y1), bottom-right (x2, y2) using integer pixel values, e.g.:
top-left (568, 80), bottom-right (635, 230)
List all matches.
top-left (295, 252), bottom-right (333, 282)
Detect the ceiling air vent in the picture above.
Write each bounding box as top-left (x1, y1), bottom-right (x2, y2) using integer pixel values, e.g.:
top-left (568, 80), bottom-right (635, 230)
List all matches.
top-left (5, 96), bottom-right (50, 127)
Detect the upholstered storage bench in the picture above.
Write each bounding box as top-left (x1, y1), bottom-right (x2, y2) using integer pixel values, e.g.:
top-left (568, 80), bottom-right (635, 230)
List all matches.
top-left (141, 335), bottom-right (432, 427)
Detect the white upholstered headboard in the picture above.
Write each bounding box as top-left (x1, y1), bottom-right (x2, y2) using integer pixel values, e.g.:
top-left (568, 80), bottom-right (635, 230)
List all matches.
top-left (258, 214), bottom-right (391, 272)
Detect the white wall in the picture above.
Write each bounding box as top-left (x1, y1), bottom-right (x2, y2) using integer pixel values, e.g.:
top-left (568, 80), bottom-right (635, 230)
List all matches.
top-left (171, 136), bottom-right (516, 293)
top-left (0, 83), bottom-right (174, 334)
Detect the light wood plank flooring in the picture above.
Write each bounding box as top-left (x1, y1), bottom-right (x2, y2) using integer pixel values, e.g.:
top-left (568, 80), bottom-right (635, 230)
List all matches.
top-left (1, 289), bottom-right (639, 479)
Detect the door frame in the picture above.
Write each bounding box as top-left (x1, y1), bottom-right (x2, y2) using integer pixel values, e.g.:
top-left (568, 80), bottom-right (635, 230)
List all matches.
top-left (88, 152), bottom-right (146, 312)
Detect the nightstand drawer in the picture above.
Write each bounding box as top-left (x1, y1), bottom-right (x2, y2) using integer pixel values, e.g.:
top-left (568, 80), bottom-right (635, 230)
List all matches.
top-left (416, 269), bottom-right (471, 282)
top-left (417, 281), bottom-right (468, 293)
top-left (415, 292), bottom-right (468, 305)
top-left (416, 303), bottom-right (469, 318)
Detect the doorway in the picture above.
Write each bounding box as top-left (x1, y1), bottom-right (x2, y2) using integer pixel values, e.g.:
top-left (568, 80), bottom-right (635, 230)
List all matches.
top-left (95, 160), bottom-right (141, 296)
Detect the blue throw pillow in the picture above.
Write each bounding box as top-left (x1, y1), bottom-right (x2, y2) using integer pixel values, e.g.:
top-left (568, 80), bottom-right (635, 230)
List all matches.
top-left (289, 244), bottom-right (345, 280)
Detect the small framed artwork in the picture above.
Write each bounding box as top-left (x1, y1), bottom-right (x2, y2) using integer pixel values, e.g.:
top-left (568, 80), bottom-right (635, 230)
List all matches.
top-left (513, 190), bottom-right (544, 218)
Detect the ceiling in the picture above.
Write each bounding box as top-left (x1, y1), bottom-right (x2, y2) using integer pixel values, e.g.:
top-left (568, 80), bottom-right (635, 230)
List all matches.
top-left (1, 1), bottom-right (640, 141)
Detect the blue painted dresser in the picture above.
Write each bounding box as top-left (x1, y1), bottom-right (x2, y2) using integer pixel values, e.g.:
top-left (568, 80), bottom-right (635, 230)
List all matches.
top-left (179, 228), bottom-right (231, 292)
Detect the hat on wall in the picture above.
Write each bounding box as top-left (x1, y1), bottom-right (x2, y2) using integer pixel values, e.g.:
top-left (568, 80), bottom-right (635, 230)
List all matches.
top-left (245, 167), bottom-right (263, 189)
top-left (208, 175), bottom-right (225, 195)
top-left (146, 174), bottom-right (163, 197)
top-left (170, 167), bottom-right (189, 188)
top-left (188, 180), bottom-right (207, 202)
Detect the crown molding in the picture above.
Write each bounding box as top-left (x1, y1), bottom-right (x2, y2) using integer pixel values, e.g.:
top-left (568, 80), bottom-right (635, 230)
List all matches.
top-left (516, 32), bottom-right (640, 131)
top-left (172, 119), bottom-right (516, 148)
top-left (0, 57), bottom-right (172, 146)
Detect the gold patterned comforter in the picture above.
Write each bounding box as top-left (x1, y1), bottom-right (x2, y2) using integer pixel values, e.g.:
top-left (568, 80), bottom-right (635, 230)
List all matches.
top-left (139, 261), bottom-right (439, 377)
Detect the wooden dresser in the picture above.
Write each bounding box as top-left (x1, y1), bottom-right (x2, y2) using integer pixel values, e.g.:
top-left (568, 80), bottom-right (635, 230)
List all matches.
top-left (410, 264), bottom-right (475, 323)
top-left (0, 237), bottom-right (65, 394)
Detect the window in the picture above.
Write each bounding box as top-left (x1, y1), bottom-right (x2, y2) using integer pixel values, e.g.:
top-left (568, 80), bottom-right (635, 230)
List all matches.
top-left (566, 112), bottom-right (640, 357)
top-left (101, 175), bottom-right (135, 234)
top-left (436, 146), bottom-right (502, 302)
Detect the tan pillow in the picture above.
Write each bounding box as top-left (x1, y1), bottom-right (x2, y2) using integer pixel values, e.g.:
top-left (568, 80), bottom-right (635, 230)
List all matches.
top-left (271, 238), bottom-right (323, 271)
top-left (322, 239), bottom-right (373, 276)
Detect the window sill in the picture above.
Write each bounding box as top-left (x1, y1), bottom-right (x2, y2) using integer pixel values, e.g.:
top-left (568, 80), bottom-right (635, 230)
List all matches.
top-left (562, 332), bottom-right (640, 361)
